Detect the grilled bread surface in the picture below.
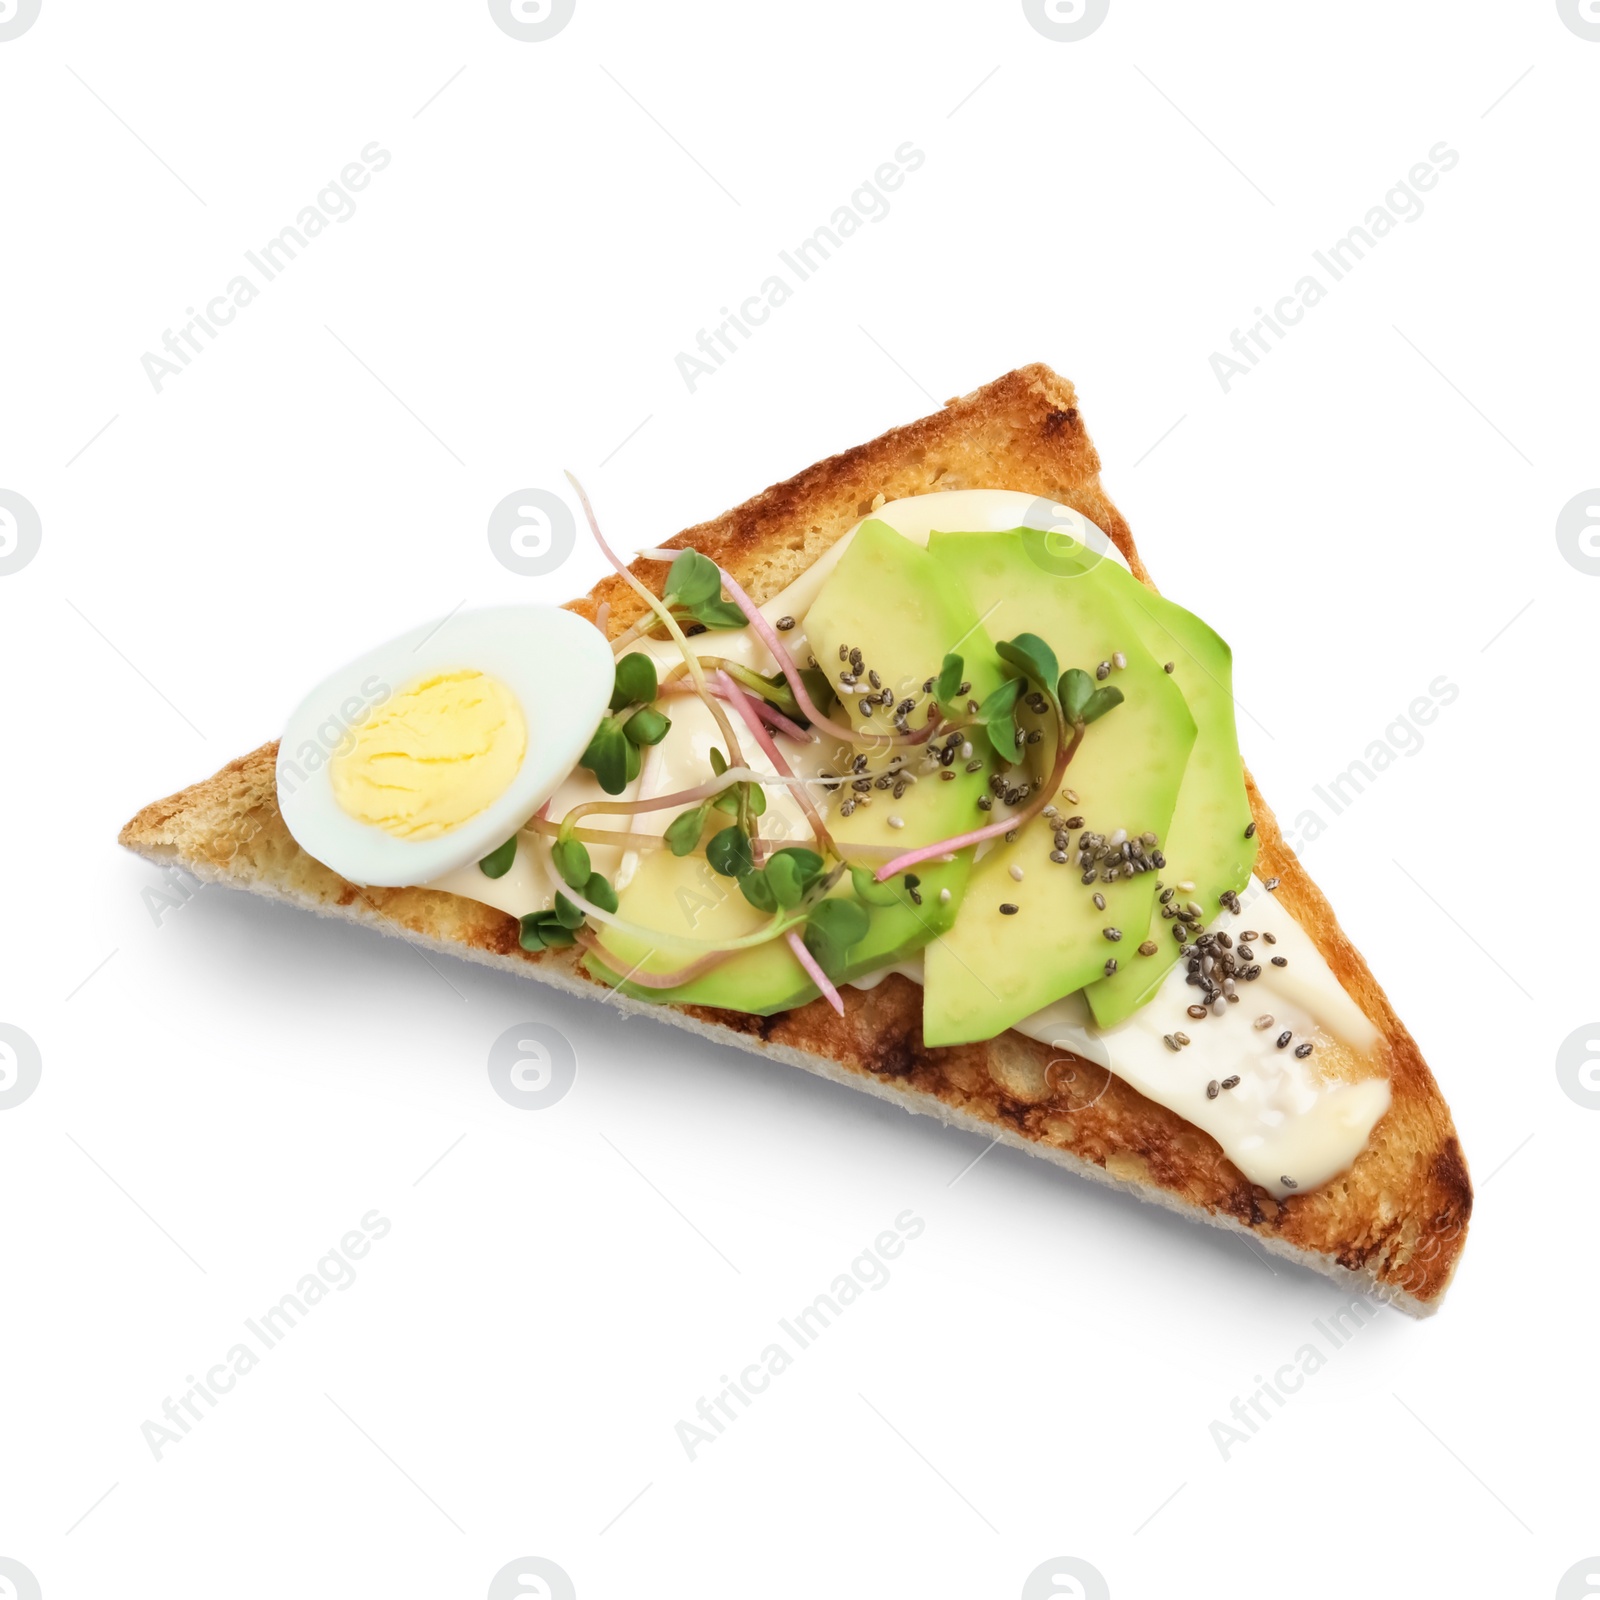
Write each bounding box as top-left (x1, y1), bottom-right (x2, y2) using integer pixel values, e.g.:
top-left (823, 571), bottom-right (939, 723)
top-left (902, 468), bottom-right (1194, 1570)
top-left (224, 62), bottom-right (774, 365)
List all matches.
top-left (119, 365), bottom-right (1471, 1314)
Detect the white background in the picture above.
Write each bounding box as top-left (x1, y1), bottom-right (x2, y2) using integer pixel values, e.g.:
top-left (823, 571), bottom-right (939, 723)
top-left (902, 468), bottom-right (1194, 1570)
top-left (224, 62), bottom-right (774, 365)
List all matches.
top-left (2, 2), bottom-right (1597, 1597)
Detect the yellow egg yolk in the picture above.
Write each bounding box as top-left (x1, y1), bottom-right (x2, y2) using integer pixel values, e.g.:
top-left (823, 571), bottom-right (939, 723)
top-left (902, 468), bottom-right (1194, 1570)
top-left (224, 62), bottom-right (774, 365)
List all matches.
top-left (330, 670), bottom-right (527, 840)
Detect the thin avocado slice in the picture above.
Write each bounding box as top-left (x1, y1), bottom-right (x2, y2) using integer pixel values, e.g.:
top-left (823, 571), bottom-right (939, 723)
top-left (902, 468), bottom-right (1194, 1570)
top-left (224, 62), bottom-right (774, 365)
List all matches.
top-left (802, 519), bottom-right (1006, 978)
top-left (1083, 580), bottom-right (1256, 1026)
top-left (586, 519), bottom-right (1005, 1010)
top-left (920, 530), bottom-right (1197, 1047)
top-left (1009, 526), bottom-right (1258, 1026)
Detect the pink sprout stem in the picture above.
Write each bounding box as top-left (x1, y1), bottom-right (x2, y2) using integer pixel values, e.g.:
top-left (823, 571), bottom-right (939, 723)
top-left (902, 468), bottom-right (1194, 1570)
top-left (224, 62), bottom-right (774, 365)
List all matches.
top-left (717, 671), bottom-right (836, 856)
top-left (711, 561), bottom-right (937, 749)
top-left (785, 929), bottom-right (844, 1017)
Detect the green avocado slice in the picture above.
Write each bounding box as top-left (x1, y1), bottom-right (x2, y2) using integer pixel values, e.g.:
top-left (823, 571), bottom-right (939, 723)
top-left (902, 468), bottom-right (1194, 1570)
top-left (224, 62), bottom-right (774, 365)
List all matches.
top-left (1081, 576), bottom-right (1257, 1026)
top-left (920, 530), bottom-right (1197, 1046)
top-left (584, 519), bottom-right (1004, 1010)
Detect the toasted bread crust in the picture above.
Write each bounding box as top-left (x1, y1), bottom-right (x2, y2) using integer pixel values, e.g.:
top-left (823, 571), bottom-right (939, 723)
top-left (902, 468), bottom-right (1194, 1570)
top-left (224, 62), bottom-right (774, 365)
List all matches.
top-left (119, 365), bottom-right (1470, 1312)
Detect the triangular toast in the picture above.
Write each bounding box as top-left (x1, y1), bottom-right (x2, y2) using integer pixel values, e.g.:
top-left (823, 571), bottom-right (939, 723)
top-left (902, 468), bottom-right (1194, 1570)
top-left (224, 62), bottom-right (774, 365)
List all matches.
top-left (118, 364), bottom-right (1471, 1314)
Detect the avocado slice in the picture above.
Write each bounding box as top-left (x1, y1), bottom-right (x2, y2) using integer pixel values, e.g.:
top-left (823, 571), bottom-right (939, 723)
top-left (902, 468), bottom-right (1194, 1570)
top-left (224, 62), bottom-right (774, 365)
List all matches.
top-left (920, 530), bottom-right (1197, 1046)
top-left (585, 520), bottom-right (1004, 1011)
top-left (1081, 576), bottom-right (1257, 1026)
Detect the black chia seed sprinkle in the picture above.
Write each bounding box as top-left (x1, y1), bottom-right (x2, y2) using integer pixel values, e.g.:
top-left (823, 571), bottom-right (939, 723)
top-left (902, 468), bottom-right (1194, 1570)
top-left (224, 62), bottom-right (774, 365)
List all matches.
top-left (1103, 927), bottom-right (1122, 942)
top-left (1275, 1031), bottom-right (1292, 1049)
top-left (1000, 902), bottom-right (1019, 915)
top-left (1294, 1042), bottom-right (1314, 1059)
top-left (1271, 955), bottom-right (1288, 968)
top-left (1244, 821), bottom-right (1256, 838)
top-left (1187, 1003), bottom-right (1207, 1020)
top-left (776, 616), bottom-right (795, 631)
top-left (1103, 957), bottom-right (1118, 976)
top-left (1280, 1175), bottom-right (1299, 1190)
top-left (1163, 661), bottom-right (1175, 673)
top-left (1206, 1080), bottom-right (1219, 1099)
top-left (1220, 1075), bottom-right (1240, 1090)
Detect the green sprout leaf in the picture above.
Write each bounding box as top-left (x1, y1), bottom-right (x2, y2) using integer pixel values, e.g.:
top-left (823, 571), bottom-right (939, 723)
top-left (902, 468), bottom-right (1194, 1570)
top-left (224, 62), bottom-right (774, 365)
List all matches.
top-left (1080, 684), bottom-right (1124, 724)
top-left (684, 597), bottom-right (747, 631)
top-left (798, 667), bottom-right (837, 719)
top-left (579, 717), bottom-right (629, 795)
top-left (1059, 667), bottom-right (1094, 723)
top-left (664, 549), bottom-right (720, 608)
top-left (662, 549), bottom-right (747, 631)
top-left (996, 632), bottom-right (1059, 693)
top-left (706, 824), bottom-right (753, 879)
top-left (552, 892), bottom-right (586, 930)
top-left (664, 803), bottom-right (708, 857)
top-left (850, 864), bottom-right (903, 907)
top-left (478, 835), bottom-right (518, 879)
top-left (709, 747), bottom-right (729, 778)
top-left (519, 911), bottom-right (575, 951)
top-left (610, 652), bottom-right (658, 712)
top-left (935, 652), bottom-right (964, 704)
top-left (583, 872), bottom-right (619, 914)
top-left (803, 896), bottom-right (871, 977)
top-left (624, 737), bottom-right (642, 782)
top-left (552, 837), bottom-right (591, 891)
top-left (976, 677), bottom-right (1024, 761)
top-left (623, 706), bottom-right (671, 746)
top-left (738, 869), bottom-right (777, 912)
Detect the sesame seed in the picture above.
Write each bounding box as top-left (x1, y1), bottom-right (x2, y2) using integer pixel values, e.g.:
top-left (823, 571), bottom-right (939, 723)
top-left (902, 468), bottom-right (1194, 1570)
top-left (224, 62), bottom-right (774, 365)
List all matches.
top-left (888, 815), bottom-right (905, 830)
top-left (1253, 1014), bottom-right (1274, 1030)
top-left (999, 903), bottom-right (1019, 916)
top-left (939, 887), bottom-right (951, 906)
top-left (1010, 864), bottom-right (1025, 882)
top-left (1113, 651), bottom-right (1127, 670)
top-left (1064, 789), bottom-right (1079, 804)
top-left (1177, 880), bottom-right (1195, 892)
top-left (1294, 1041), bottom-right (1314, 1059)
top-left (1210, 997), bottom-right (1227, 1015)
top-left (1206, 1079), bottom-right (1219, 1099)
top-left (960, 742), bottom-right (973, 761)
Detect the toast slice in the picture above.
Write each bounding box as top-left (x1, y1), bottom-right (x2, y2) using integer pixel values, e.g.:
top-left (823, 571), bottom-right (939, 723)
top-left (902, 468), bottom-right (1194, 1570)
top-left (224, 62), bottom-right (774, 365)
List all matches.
top-left (118, 364), bottom-right (1471, 1314)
